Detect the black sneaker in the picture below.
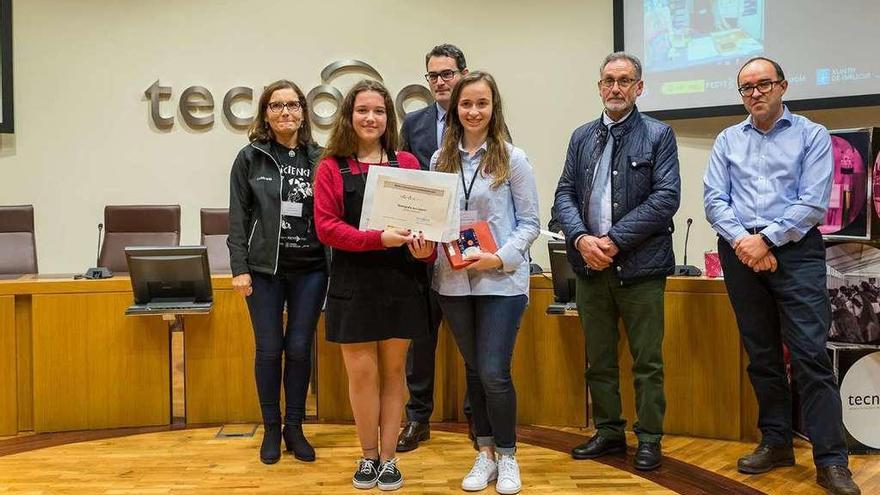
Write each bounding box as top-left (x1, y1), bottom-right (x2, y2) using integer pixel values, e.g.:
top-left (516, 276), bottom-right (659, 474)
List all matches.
top-left (377, 458), bottom-right (404, 491)
top-left (352, 458), bottom-right (380, 490)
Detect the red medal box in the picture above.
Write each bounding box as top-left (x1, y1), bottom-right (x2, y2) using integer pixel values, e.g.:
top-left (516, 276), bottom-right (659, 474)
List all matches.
top-left (443, 221), bottom-right (498, 270)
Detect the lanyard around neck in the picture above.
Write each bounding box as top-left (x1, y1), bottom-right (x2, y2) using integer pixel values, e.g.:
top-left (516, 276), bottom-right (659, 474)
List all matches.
top-left (460, 163), bottom-right (481, 211)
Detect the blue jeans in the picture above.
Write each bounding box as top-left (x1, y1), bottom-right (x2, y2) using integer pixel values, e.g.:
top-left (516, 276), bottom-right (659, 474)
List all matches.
top-left (405, 285), bottom-right (472, 422)
top-left (437, 293), bottom-right (527, 454)
top-left (246, 269), bottom-right (328, 425)
top-left (719, 227), bottom-right (848, 467)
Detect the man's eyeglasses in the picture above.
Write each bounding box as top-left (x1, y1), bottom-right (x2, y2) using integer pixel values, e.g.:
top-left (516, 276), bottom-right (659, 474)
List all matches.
top-left (267, 101), bottom-right (303, 113)
top-left (738, 80), bottom-right (784, 97)
top-left (600, 77), bottom-right (639, 90)
top-left (425, 70), bottom-right (459, 83)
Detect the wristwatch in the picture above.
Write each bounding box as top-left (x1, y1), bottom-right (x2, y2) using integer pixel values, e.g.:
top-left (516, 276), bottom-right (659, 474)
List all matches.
top-left (759, 233), bottom-right (774, 248)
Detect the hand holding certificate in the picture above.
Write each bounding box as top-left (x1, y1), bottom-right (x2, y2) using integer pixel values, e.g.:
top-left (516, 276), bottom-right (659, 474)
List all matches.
top-left (359, 167), bottom-right (460, 242)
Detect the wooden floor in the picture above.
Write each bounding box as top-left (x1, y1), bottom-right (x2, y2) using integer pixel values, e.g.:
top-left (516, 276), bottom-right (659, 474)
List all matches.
top-left (0, 424), bottom-right (877, 494)
top-left (0, 425), bottom-right (672, 494)
top-left (557, 427), bottom-right (880, 495)
top-left (662, 433), bottom-right (880, 495)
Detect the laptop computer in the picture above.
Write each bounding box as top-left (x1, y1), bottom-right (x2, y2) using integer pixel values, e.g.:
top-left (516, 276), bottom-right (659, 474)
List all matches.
top-left (124, 246), bottom-right (213, 316)
top-left (547, 240), bottom-right (578, 314)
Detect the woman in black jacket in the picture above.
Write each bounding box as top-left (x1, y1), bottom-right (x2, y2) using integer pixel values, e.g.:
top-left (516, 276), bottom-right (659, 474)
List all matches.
top-left (227, 80), bottom-right (326, 465)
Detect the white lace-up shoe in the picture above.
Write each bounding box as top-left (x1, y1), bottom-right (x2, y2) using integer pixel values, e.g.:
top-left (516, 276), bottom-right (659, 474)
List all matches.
top-left (495, 454), bottom-right (522, 494)
top-left (461, 451), bottom-right (498, 491)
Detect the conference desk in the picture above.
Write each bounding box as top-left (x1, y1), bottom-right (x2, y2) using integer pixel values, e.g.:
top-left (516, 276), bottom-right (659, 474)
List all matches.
top-left (0, 274), bottom-right (759, 442)
top-left (0, 274), bottom-right (260, 435)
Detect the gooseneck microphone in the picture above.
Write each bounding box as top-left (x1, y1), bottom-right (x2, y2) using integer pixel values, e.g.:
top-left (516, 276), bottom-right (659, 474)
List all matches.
top-left (96, 223), bottom-right (104, 266)
top-left (80, 222), bottom-right (113, 279)
top-left (674, 217), bottom-right (702, 277)
top-left (683, 218), bottom-right (692, 266)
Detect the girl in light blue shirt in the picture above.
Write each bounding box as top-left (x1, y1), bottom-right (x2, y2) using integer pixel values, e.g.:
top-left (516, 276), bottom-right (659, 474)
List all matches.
top-left (430, 71), bottom-right (539, 495)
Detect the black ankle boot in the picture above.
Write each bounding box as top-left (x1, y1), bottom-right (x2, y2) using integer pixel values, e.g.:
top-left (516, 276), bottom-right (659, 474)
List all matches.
top-left (260, 424), bottom-right (282, 464)
top-left (283, 424), bottom-right (316, 462)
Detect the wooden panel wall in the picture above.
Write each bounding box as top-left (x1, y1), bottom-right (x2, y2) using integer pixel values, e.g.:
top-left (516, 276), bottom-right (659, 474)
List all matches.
top-left (2, 275), bottom-right (758, 441)
top-left (617, 279), bottom-right (758, 441)
top-left (184, 289), bottom-right (260, 424)
top-left (0, 296), bottom-right (16, 435)
top-left (31, 293), bottom-right (169, 432)
top-left (15, 296), bottom-right (33, 432)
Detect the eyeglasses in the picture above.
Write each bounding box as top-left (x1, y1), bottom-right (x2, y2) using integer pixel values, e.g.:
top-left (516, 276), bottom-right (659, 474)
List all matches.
top-left (267, 101), bottom-right (303, 113)
top-left (737, 80), bottom-right (784, 97)
top-left (600, 77), bottom-right (639, 90)
top-left (425, 70), bottom-right (459, 83)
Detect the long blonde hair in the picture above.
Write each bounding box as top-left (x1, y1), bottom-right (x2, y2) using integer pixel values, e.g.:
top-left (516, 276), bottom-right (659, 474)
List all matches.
top-left (435, 71), bottom-right (510, 189)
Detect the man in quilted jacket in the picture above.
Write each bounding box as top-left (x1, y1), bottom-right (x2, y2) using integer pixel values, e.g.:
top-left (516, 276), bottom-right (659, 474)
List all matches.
top-left (553, 51), bottom-right (681, 472)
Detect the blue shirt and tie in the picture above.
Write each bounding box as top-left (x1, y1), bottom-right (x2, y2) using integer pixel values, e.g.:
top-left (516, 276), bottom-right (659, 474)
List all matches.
top-left (435, 103), bottom-right (447, 148)
top-left (703, 105), bottom-right (833, 246)
top-left (576, 109), bottom-right (631, 248)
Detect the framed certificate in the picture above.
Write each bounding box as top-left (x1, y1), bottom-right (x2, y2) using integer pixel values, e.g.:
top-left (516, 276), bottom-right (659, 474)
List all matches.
top-left (359, 166), bottom-right (460, 242)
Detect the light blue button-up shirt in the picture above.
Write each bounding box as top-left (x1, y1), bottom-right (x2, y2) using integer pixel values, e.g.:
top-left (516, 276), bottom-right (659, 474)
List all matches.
top-left (430, 142), bottom-right (540, 297)
top-left (588, 110), bottom-right (633, 236)
top-left (703, 106), bottom-right (833, 246)
top-left (436, 103), bottom-right (447, 148)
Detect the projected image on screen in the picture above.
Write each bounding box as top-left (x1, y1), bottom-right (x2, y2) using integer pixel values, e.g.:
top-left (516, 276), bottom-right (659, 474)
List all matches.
top-left (623, 0), bottom-right (880, 116)
top-left (645, 0), bottom-right (764, 73)
top-left (820, 135), bottom-right (867, 236)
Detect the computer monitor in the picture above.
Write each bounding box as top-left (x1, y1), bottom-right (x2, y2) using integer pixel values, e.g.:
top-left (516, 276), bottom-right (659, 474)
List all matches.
top-left (547, 240), bottom-right (576, 303)
top-left (125, 246), bottom-right (212, 305)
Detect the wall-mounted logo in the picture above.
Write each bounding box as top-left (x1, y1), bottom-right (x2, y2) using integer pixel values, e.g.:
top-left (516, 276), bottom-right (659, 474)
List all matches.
top-left (144, 60), bottom-right (431, 131)
top-left (839, 351), bottom-right (880, 449)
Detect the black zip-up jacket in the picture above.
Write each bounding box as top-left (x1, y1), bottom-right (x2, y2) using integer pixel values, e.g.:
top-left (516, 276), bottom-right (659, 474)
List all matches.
top-left (553, 107), bottom-right (681, 281)
top-left (227, 140), bottom-right (323, 277)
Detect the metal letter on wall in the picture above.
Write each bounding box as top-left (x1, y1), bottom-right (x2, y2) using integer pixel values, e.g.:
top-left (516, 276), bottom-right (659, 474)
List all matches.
top-left (223, 86), bottom-right (254, 129)
top-left (146, 59), bottom-right (432, 132)
top-left (180, 86), bottom-right (215, 128)
top-left (395, 84), bottom-right (433, 121)
top-left (306, 84), bottom-right (344, 127)
top-left (308, 60), bottom-right (382, 128)
top-left (144, 79), bottom-right (173, 128)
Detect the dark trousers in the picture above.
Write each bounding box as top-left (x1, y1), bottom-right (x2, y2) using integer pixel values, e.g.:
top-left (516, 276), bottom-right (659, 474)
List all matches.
top-left (718, 227), bottom-right (848, 467)
top-left (437, 293), bottom-right (527, 454)
top-left (405, 282), bottom-right (471, 422)
top-left (576, 270), bottom-right (666, 443)
top-left (246, 269), bottom-right (328, 425)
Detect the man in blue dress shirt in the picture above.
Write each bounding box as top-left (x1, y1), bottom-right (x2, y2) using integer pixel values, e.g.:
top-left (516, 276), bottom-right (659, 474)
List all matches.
top-left (704, 57), bottom-right (860, 495)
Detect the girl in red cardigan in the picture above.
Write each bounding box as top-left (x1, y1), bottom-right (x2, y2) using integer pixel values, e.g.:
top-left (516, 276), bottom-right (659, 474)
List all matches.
top-left (314, 80), bottom-right (435, 491)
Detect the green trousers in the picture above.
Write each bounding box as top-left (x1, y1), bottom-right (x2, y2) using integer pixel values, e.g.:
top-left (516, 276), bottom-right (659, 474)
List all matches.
top-left (576, 270), bottom-right (666, 443)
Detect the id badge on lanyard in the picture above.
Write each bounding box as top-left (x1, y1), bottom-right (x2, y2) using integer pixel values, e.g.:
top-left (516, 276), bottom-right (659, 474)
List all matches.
top-left (460, 164), bottom-right (481, 228)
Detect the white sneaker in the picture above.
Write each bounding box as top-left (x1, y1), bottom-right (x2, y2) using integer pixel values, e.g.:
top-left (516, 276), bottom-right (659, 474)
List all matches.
top-left (495, 454), bottom-right (521, 494)
top-left (461, 452), bottom-right (498, 491)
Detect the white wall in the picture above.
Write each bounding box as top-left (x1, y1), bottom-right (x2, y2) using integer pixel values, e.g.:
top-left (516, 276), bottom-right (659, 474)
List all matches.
top-left (2, 0), bottom-right (877, 274)
top-left (0, 0), bottom-right (612, 273)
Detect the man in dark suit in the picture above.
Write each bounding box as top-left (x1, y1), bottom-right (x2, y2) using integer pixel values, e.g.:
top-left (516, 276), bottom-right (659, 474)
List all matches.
top-left (396, 43), bottom-right (470, 452)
